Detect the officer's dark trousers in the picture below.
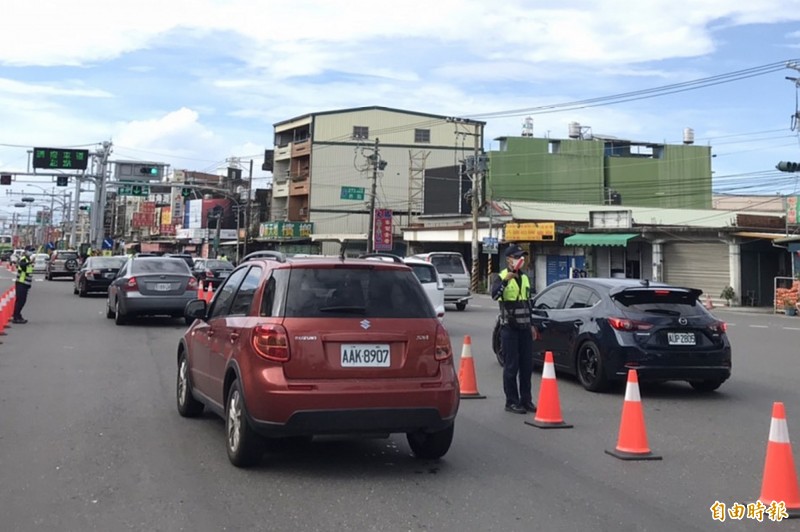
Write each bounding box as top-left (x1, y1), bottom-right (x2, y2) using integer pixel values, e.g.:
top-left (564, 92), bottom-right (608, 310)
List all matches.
top-left (501, 325), bottom-right (534, 407)
top-left (13, 282), bottom-right (29, 320)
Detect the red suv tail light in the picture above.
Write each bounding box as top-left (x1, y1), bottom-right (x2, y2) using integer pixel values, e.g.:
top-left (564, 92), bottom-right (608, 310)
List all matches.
top-left (434, 324), bottom-right (452, 361)
top-left (124, 277), bottom-right (139, 292)
top-left (252, 324), bottom-right (290, 362)
top-left (608, 317), bottom-right (653, 331)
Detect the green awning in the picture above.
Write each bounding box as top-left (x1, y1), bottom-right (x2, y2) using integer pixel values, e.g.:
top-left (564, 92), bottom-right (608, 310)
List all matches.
top-left (564, 233), bottom-right (638, 247)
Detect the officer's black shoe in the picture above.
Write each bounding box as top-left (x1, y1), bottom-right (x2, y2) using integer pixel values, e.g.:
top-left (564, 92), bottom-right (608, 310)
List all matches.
top-left (523, 402), bottom-right (537, 413)
top-left (505, 404), bottom-right (527, 414)
top-left (12, 318), bottom-right (28, 324)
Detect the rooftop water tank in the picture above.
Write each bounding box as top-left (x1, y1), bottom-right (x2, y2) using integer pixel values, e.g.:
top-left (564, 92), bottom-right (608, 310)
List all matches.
top-left (568, 122), bottom-right (582, 139)
top-left (683, 127), bottom-right (695, 145)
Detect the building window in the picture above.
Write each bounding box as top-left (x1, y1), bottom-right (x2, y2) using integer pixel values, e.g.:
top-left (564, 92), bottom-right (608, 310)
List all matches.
top-left (414, 129), bottom-right (431, 143)
top-left (353, 126), bottom-right (369, 140)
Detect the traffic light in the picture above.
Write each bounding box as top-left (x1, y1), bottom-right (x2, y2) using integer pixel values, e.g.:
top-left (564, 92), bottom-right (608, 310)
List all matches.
top-left (56, 175), bottom-right (69, 187)
top-left (181, 188), bottom-right (192, 198)
top-left (139, 166), bottom-right (159, 176)
top-left (262, 149), bottom-right (274, 172)
top-left (79, 205), bottom-right (91, 213)
top-left (777, 161), bottom-right (800, 172)
top-left (227, 167), bottom-right (242, 181)
top-left (0, 174), bottom-right (12, 185)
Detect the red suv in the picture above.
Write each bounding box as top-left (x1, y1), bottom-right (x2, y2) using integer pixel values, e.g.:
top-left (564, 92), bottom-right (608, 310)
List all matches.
top-left (177, 252), bottom-right (459, 467)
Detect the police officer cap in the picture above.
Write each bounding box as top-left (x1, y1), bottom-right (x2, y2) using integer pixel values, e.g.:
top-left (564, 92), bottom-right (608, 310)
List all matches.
top-left (506, 244), bottom-right (528, 258)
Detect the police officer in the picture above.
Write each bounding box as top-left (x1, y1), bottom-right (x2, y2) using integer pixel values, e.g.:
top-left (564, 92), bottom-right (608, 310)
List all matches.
top-left (13, 249), bottom-right (34, 324)
top-left (491, 244), bottom-right (535, 414)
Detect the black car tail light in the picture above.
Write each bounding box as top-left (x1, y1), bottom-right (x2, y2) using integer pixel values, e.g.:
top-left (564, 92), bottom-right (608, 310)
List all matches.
top-left (186, 277), bottom-right (198, 291)
top-left (708, 321), bottom-right (727, 334)
top-left (608, 317), bottom-right (654, 331)
top-left (124, 276), bottom-right (139, 292)
top-left (205, 269), bottom-right (214, 277)
top-left (434, 324), bottom-right (452, 361)
top-left (252, 324), bottom-right (290, 362)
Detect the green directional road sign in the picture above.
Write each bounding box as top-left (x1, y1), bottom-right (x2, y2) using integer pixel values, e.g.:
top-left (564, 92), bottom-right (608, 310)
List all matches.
top-left (119, 184), bottom-right (150, 196)
top-left (340, 186), bottom-right (365, 201)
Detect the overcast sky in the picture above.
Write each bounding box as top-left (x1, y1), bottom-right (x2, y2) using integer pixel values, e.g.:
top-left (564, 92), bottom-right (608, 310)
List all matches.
top-left (2, 0), bottom-right (800, 216)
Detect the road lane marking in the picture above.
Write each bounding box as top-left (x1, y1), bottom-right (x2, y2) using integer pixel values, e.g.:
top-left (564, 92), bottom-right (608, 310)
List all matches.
top-left (783, 327), bottom-right (800, 331)
top-left (749, 325), bottom-right (769, 328)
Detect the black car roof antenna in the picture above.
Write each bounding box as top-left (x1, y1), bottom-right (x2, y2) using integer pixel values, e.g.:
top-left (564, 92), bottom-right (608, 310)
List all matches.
top-left (640, 279), bottom-right (650, 288)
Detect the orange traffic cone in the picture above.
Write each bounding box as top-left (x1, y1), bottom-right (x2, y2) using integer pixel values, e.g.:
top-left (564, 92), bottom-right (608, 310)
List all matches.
top-left (205, 283), bottom-right (214, 303)
top-left (197, 280), bottom-right (204, 300)
top-left (605, 369), bottom-right (662, 460)
top-left (458, 335), bottom-right (485, 399)
top-left (525, 351), bottom-right (572, 429)
top-left (0, 290), bottom-right (8, 336)
top-left (758, 402), bottom-right (800, 517)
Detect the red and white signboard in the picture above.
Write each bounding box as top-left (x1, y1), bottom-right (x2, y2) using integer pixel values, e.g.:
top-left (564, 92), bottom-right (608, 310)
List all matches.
top-left (373, 209), bottom-right (393, 251)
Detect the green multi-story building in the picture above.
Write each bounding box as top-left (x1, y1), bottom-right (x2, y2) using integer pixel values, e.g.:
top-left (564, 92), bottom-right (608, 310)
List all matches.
top-left (488, 133), bottom-right (712, 209)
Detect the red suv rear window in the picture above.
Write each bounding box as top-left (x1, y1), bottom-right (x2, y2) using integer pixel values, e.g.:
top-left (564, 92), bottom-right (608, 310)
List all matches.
top-left (284, 266), bottom-right (434, 318)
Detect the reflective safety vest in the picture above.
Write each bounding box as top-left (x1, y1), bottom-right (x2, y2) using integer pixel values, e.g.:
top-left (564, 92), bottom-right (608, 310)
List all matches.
top-left (16, 257), bottom-right (33, 286)
top-left (498, 268), bottom-right (531, 328)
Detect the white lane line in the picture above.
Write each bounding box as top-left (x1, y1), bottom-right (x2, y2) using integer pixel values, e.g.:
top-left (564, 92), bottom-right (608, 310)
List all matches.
top-left (749, 325), bottom-right (769, 328)
top-left (783, 327), bottom-right (800, 331)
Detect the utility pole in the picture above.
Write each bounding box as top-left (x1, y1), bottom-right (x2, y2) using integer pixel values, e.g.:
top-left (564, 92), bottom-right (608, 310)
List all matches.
top-left (366, 138), bottom-right (380, 254)
top-left (70, 176), bottom-right (80, 248)
top-left (91, 141), bottom-right (112, 250)
top-left (243, 159), bottom-right (253, 257)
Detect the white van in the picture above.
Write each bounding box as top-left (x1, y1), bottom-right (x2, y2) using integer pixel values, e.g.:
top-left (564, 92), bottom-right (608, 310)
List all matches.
top-left (411, 252), bottom-right (472, 311)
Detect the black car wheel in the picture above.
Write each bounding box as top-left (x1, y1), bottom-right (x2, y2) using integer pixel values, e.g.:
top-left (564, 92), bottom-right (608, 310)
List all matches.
top-left (78, 280), bottom-right (87, 298)
top-left (407, 424), bottom-right (454, 460)
top-left (689, 379), bottom-right (724, 393)
top-left (225, 380), bottom-right (263, 467)
top-left (492, 315), bottom-right (504, 366)
top-left (576, 340), bottom-right (609, 392)
top-left (455, 302), bottom-right (467, 311)
top-left (177, 352), bottom-right (204, 417)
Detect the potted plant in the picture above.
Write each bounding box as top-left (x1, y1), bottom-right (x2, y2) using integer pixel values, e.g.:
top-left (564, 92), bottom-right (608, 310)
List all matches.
top-left (720, 286), bottom-right (735, 306)
top-left (784, 298), bottom-right (797, 317)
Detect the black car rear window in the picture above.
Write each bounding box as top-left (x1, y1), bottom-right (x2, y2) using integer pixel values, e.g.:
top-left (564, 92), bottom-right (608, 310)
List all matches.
top-left (284, 266), bottom-right (435, 318)
top-left (613, 289), bottom-right (700, 314)
top-left (131, 258), bottom-right (190, 274)
top-left (205, 260), bottom-right (232, 269)
top-left (90, 257), bottom-right (126, 269)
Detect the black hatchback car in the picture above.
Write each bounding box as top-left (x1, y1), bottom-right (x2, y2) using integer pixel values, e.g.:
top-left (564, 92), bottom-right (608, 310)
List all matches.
top-left (73, 256), bottom-right (128, 296)
top-left (526, 278), bottom-right (731, 393)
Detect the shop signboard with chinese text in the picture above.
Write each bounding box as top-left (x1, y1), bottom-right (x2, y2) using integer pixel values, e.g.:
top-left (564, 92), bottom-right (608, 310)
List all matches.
top-left (787, 196), bottom-right (799, 224)
top-left (504, 222), bottom-right (555, 241)
top-left (258, 221), bottom-right (314, 239)
top-left (373, 209), bottom-right (393, 251)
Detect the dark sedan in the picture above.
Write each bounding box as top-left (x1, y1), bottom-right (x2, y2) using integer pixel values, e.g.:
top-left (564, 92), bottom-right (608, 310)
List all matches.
top-left (74, 256), bottom-right (128, 296)
top-left (527, 278), bottom-right (731, 393)
top-left (106, 256), bottom-right (198, 325)
top-left (191, 258), bottom-right (234, 288)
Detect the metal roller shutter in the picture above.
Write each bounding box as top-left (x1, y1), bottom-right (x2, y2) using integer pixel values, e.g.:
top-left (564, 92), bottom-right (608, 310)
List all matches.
top-left (663, 242), bottom-right (730, 305)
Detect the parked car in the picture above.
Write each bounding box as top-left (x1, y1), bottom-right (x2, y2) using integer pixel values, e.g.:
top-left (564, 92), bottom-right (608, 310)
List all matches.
top-left (191, 258), bottom-right (234, 288)
top-left (106, 256), bottom-right (198, 325)
top-left (31, 253), bottom-right (49, 273)
top-left (177, 253), bottom-right (459, 467)
top-left (74, 255), bottom-right (128, 296)
top-left (410, 252), bottom-right (471, 311)
top-left (0, 250), bottom-right (12, 262)
top-left (360, 253), bottom-right (445, 320)
top-left (523, 278), bottom-right (731, 393)
top-left (45, 250), bottom-right (81, 280)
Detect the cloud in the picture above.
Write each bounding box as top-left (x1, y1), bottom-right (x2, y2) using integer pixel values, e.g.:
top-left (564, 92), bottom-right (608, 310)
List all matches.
top-left (0, 78), bottom-right (112, 98)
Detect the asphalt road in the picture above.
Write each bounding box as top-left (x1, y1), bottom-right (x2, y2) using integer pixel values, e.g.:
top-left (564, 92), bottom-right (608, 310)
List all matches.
top-left (2, 273), bottom-right (800, 532)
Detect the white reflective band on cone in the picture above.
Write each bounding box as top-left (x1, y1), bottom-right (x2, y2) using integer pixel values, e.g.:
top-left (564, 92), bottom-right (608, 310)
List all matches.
top-left (769, 417), bottom-right (791, 444)
top-left (542, 361), bottom-right (556, 379)
top-left (624, 380), bottom-right (641, 402)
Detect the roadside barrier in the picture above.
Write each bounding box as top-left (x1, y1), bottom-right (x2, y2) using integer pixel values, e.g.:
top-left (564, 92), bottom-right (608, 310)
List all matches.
top-left (457, 335), bottom-right (485, 399)
top-left (525, 351), bottom-right (572, 429)
top-left (757, 402), bottom-right (800, 517)
top-left (606, 369), bottom-right (661, 460)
